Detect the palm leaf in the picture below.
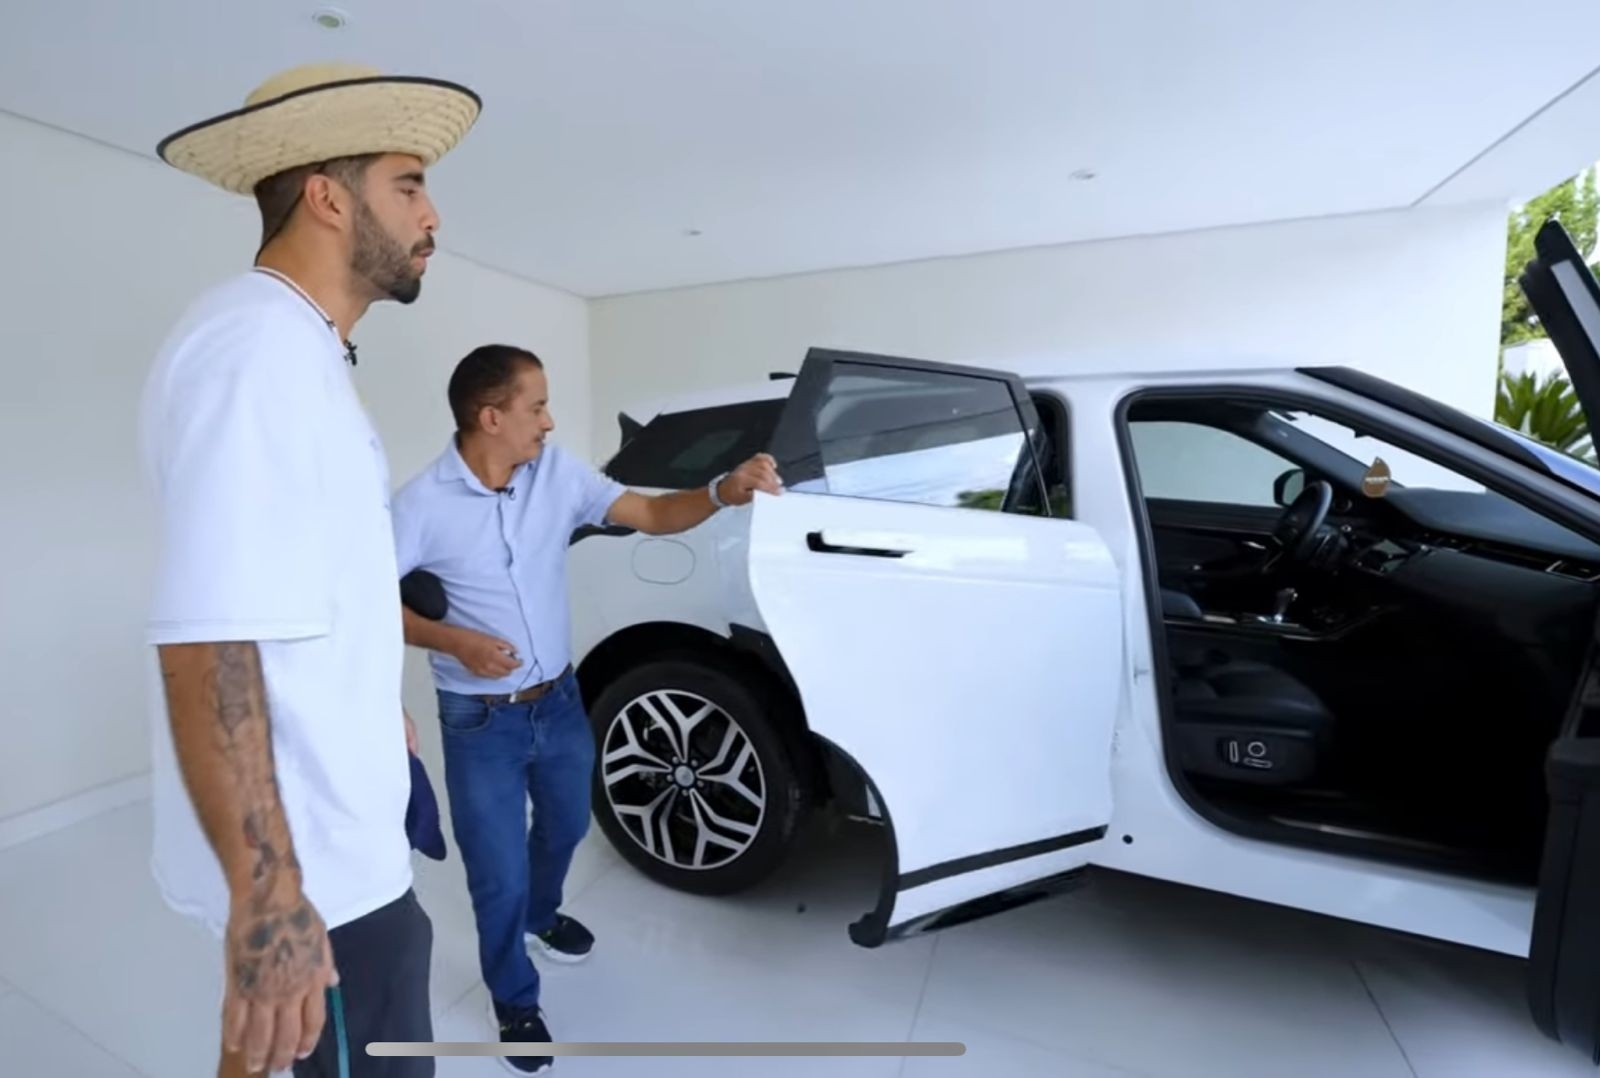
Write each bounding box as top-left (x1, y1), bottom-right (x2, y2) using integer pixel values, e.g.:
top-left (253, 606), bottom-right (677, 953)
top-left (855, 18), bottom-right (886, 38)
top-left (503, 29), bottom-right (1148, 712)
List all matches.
top-left (1496, 369), bottom-right (1596, 463)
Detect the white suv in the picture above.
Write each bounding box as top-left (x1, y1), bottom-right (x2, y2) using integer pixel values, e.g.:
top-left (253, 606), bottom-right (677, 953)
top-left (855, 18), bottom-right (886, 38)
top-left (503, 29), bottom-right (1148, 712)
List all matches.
top-left (550, 223), bottom-right (1600, 1061)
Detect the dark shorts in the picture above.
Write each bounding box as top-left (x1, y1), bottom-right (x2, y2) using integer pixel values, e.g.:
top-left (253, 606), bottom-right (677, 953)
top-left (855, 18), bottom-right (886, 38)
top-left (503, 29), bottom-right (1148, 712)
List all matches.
top-left (293, 889), bottom-right (434, 1078)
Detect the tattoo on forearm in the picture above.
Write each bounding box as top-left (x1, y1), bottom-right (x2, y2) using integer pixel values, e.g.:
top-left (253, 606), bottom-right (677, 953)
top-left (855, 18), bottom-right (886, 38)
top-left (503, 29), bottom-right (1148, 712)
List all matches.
top-left (242, 811), bottom-right (281, 884)
top-left (211, 643), bottom-right (258, 736)
top-left (205, 645), bottom-right (289, 892)
top-left (163, 639), bottom-right (328, 998)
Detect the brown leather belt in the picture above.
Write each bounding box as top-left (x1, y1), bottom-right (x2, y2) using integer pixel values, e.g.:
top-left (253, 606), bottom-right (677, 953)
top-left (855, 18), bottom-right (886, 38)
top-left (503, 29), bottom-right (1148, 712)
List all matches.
top-left (477, 664), bottom-right (573, 707)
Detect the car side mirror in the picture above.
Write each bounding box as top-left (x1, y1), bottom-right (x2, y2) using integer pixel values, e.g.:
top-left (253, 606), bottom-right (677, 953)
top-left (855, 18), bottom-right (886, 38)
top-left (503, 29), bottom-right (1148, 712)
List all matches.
top-left (1274, 468), bottom-right (1307, 507)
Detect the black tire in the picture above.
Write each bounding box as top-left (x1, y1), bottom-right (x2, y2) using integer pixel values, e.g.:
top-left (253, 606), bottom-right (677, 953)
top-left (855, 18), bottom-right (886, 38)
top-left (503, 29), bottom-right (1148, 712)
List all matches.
top-left (587, 656), bottom-right (808, 895)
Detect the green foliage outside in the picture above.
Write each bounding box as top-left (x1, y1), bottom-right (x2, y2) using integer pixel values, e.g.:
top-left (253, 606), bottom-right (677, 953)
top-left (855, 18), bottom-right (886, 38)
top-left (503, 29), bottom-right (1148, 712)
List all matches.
top-left (1496, 369), bottom-right (1595, 464)
top-left (955, 486), bottom-right (1072, 516)
top-left (1501, 169), bottom-right (1599, 347)
top-left (1496, 169), bottom-right (1600, 463)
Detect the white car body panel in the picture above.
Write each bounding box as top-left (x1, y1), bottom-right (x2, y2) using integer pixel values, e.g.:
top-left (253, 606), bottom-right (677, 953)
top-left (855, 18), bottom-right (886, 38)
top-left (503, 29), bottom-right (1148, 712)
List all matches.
top-left (574, 359), bottom-right (1600, 959)
top-left (570, 495), bottom-right (750, 661)
top-left (742, 487), bottom-right (1123, 930)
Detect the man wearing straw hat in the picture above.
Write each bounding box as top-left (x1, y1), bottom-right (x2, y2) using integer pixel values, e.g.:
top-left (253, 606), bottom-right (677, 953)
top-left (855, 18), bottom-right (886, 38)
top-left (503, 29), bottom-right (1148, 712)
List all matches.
top-left (141, 63), bottom-right (480, 1077)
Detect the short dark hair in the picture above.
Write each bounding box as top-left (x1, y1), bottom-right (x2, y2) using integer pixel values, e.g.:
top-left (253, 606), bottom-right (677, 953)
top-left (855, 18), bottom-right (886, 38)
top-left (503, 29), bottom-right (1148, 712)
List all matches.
top-left (253, 154), bottom-right (381, 249)
top-left (448, 345), bottom-right (545, 432)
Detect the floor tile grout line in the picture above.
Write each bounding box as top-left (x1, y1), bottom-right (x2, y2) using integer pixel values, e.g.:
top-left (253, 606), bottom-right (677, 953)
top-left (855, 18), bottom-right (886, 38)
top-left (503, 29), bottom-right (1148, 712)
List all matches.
top-left (569, 859), bottom-right (624, 904)
top-left (0, 770), bottom-right (150, 831)
top-left (911, 995), bottom-right (1158, 1078)
top-left (447, 977), bottom-right (482, 1013)
top-left (1351, 957), bottom-right (1420, 1078)
top-left (6, 982), bottom-right (161, 1078)
top-left (897, 935), bottom-right (942, 1078)
top-left (428, 857), bottom-right (621, 1027)
top-left (900, 945), bottom-right (1183, 1075)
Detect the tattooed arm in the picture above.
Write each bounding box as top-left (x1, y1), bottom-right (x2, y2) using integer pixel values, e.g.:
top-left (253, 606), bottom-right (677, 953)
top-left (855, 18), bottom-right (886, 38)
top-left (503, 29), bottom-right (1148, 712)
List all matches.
top-left (159, 642), bottom-right (336, 1076)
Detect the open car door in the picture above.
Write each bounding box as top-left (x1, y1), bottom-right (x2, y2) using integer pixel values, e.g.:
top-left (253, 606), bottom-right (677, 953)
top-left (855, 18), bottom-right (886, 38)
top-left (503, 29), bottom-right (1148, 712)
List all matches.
top-left (744, 347), bottom-right (1123, 945)
top-left (1520, 220), bottom-right (1600, 1059)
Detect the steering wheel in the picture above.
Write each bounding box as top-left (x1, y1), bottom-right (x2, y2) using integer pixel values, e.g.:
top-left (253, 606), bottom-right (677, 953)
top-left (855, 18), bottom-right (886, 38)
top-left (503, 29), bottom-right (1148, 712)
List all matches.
top-left (1271, 480), bottom-right (1333, 562)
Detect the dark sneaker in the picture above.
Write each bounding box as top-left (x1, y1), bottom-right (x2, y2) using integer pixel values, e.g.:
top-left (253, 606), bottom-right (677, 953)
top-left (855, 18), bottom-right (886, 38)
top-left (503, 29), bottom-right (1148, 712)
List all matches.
top-left (490, 1000), bottom-right (553, 1075)
top-left (526, 913), bottom-right (594, 964)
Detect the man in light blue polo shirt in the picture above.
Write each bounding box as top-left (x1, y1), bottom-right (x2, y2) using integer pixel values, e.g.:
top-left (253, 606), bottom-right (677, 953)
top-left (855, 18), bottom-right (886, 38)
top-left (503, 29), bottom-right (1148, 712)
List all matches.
top-left (391, 343), bottom-right (779, 1072)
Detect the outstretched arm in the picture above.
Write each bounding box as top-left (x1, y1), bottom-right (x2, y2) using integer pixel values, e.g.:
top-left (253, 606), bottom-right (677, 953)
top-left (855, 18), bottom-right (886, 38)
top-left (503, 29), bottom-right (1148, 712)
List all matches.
top-left (606, 453), bottom-right (783, 535)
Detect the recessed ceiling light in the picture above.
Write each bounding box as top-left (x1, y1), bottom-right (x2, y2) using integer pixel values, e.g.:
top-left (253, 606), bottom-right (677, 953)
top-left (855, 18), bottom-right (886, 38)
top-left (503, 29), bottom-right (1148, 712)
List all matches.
top-left (312, 7), bottom-right (349, 30)
top-left (1070, 168), bottom-right (1097, 182)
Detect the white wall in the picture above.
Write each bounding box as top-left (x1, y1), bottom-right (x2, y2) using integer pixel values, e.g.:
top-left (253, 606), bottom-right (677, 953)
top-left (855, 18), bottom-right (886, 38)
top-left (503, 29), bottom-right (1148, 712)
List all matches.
top-left (589, 204), bottom-right (1511, 459)
top-left (0, 110), bottom-right (590, 825)
top-left (1503, 337), bottom-right (1565, 382)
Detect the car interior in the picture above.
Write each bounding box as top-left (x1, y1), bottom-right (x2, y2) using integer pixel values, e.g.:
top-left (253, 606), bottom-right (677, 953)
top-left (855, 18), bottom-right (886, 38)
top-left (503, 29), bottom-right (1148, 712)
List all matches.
top-left (1116, 394), bottom-right (1600, 884)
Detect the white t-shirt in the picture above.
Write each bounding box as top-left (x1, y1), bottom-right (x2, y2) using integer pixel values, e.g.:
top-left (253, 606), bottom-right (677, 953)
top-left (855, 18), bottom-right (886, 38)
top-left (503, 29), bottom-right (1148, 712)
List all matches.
top-left (139, 271), bottom-right (411, 934)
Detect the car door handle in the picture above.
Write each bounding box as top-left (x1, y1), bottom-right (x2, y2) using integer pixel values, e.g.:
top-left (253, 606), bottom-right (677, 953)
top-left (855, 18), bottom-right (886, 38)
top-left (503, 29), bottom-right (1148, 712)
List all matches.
top-left (805, 531), bottom-right (911, 559)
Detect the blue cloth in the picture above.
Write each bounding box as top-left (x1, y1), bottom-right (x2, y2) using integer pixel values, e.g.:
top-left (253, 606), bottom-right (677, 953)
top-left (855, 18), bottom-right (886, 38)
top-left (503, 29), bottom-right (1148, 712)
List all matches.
top-left (391, 439), bottom-right (625, 697)
top-left (436, 672), bottom-right (594, 1009)
top-left (405, 752), bottom-right (447, 862)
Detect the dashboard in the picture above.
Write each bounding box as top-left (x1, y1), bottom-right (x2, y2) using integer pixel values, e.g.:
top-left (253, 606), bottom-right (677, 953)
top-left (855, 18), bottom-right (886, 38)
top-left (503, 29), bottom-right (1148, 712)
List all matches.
top-left (1342, 512), bottom-right (1600, 586)
top-left (1382, 488), bottom-right (1600, 565)
top-left (1330, 520), bottom-right (1599, 657)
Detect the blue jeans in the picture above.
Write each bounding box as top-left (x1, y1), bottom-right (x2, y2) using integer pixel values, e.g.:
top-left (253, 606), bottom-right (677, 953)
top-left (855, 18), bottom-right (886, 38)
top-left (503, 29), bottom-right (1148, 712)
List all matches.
top-left (436, 672), bottom-right (594, 1009)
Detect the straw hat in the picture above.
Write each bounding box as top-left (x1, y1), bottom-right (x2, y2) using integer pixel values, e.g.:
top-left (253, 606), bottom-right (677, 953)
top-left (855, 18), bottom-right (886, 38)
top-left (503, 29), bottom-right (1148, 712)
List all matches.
top-left (157, 62), bottom-right (481, 195)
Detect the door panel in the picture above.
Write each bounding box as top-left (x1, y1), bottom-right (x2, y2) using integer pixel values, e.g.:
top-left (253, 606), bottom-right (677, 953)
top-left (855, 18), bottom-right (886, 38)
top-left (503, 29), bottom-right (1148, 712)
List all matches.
top-left (1529, 660), bottom-right (1600, 1061)
top-left (1145, 502), bottom-right (1284, 611)
top-left (746, 347), bottom-right (1123, 942)
top-left (1146, 499), bottom-right (1279, 581)
top-left (746, 490), bottom-right (1122, 938)
top-left (1518, 223), bottom-right (1600, 1060)
top-left (1145, 498), bottom-right (1282, 536)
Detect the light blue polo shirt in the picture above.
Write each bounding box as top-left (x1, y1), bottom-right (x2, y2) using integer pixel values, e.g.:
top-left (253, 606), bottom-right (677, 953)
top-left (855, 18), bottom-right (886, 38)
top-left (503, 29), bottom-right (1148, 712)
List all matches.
top-left (392, 438), bottom-right (626, 696)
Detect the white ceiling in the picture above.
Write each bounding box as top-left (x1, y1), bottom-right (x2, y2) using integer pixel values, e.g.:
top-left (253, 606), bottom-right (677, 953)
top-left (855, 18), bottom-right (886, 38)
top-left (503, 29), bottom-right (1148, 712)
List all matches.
top-left (5, 1), bottom-right (1600, 297)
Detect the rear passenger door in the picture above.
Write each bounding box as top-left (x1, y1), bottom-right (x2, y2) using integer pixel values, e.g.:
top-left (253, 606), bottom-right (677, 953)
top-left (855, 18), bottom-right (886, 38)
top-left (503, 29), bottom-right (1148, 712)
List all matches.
top-left (744, 348), bottom-right (1125, 945)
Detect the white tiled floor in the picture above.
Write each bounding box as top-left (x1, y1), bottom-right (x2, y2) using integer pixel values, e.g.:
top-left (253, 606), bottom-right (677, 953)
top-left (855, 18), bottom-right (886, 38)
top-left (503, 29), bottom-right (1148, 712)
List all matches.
top-left (0, 992), bottom-right (144, 1077)
top-left (0, 801), bottom-right (1590, 1078)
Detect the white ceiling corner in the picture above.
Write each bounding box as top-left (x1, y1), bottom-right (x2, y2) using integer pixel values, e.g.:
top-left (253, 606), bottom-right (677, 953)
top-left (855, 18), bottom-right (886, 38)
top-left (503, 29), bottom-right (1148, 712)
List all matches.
top-left (4, 1), bottom-right (1599, 296)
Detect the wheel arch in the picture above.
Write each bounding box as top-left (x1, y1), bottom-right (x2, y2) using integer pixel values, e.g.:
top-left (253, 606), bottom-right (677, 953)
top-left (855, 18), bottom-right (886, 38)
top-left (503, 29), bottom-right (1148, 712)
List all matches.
top-left (575, 620), bottom-right (742, 710)
top-left (576, 620), bottom-right (846, 804)
top-left (578, 620), bottom-right (897, 929)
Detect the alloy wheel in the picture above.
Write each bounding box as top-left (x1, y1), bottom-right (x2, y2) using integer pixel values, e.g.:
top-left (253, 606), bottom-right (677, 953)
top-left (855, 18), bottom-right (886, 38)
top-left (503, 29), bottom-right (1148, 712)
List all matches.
top-left (600, 689), bottom-right (768, 870)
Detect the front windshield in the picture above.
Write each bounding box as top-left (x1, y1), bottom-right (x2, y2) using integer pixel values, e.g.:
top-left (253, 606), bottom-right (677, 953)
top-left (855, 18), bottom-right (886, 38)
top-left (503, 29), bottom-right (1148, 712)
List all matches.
top-left (1279, 412), bottom-right (1486, 493)
top-left (1300, 366), bottom-right (1600, 501)
top-left (1130, 395), bottom-right (1600, 561)
top-left (1487, 420), bottom-right (1600, 497)
top-left (1286, 405), bottom-right (1600, 501)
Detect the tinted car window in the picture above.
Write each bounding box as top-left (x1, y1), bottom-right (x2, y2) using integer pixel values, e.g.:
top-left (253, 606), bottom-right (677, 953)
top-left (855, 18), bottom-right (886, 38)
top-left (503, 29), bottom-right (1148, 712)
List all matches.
top-left (604, 400), bottom-right (784, 489)
top-left (795, 362), bottom-right (1046, 515)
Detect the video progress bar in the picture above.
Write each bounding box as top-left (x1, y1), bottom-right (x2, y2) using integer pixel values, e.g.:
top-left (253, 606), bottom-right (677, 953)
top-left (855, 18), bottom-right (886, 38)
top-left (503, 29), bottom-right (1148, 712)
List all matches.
top-left (367, 1041), bottom-right (967, 1058)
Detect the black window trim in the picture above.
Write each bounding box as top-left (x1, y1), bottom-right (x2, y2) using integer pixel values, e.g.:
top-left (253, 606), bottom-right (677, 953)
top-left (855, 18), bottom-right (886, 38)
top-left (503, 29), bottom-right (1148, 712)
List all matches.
top-left (1027, 386), bottom-right (1074, 519)
top-left (1302, 366), bottom-right (1547, 473)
